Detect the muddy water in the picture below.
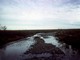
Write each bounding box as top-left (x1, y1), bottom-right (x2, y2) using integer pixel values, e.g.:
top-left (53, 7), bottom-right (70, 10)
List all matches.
top-left (43, 36), bottom-right (60, 47)
top-left (0, 37), bottom-right (35, 60)
top-left (0, 33), bottom-right (80, 60)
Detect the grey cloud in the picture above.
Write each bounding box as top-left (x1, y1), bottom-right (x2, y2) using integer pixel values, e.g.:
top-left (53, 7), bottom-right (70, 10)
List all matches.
top-left (66, 0), bottom-right (80, 5)
top-left (61, 0), bottom-right (80, 8)
top-left (52, 0), bottom-right (80, 8)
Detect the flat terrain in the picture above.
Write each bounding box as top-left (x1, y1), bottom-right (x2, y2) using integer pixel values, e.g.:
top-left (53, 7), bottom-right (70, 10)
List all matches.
top-left (0, 29), bottom-right (80, 60)
top-left (0, 29), bottom-right (80, 49)
top-left (55, 29), bottom-right (80, 49)
top-left (0, 30), bottom-right (56, 48)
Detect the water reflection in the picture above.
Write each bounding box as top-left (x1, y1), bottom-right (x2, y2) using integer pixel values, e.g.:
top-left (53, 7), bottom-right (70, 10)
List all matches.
top-left (0, 37), bottom-right (35, 60)
top-left (43, 36), bottom-right (60, 47)
top-left (0, 33), bottom-right (80, 60)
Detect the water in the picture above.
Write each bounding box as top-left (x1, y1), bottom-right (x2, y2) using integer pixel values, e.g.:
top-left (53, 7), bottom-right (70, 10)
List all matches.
top-left (43, 36), bottom-right (60, 47)
top-left (33, 33), bottom-right (61, 47)
top-left (0, 37), bottom-right (35, 60)
top-left (0, 33), bottom-right (80, 60)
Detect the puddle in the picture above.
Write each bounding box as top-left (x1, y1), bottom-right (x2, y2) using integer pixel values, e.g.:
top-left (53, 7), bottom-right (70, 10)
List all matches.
top-left (0, 37), bottom-right (35, 60)
top-left (43, 36), bottom-right (60, 47)
top-left (0, 33), bottom-right (80, 60)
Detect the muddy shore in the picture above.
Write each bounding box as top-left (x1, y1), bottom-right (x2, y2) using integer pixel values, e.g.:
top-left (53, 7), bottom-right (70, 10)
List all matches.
top-left (0, 29), bottom-right (80, 49)
top-left (0, 29), bottom-right (80, 60)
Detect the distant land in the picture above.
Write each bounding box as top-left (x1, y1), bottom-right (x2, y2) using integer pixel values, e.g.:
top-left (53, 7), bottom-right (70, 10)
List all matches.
top-left (0, 29), bottom-right (80, 49)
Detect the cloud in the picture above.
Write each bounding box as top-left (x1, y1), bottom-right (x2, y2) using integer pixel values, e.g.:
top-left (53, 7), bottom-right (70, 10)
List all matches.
top-left (0, 0), bottom-right (80, 29)
top-left (65, 0), bottom-right (80, 5)
top-left (0, 0), bottom-right (80, 8)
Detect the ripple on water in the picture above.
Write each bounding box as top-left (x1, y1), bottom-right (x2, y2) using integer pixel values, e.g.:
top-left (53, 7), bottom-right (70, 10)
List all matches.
top-left (0, 37), bottom-right (36, 60)
top-left (0, 33), bottom-right (80, 60)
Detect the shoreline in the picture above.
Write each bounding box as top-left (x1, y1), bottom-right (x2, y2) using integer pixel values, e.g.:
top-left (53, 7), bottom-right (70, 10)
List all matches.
top-left (0, 29), bottom-right (80, 49)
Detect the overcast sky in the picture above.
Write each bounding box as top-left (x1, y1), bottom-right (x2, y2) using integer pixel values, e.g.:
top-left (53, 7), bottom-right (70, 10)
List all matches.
top-left (0, 0), bottom-right (80, 30)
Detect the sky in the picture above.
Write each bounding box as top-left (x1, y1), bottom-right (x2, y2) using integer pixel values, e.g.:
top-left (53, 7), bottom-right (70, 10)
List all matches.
top-left (0, 0), bottom-right (80, 30)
